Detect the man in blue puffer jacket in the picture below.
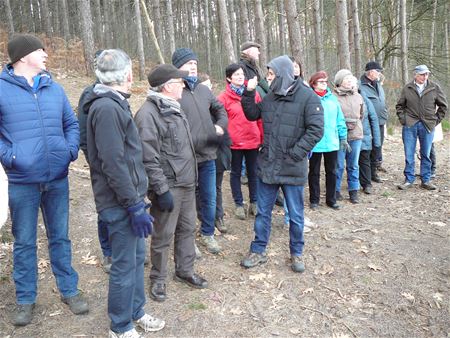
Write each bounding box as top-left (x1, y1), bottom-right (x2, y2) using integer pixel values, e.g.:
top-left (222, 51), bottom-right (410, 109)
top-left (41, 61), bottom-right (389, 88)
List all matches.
top-left (0, 34), bottom-right (88, 326)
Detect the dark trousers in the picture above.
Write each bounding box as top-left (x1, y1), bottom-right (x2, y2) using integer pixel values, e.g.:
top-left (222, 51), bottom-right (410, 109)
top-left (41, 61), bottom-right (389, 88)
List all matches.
top-left (216, 169), bottom-right (225, 221)
top-left (150, 186), bottom-right (196, 283)
top-left (308, 151), bottom-right (338, 205)
top-left (359, 149), bottom-right (372, 188)
top-left (230, 149), bottom-right (258, 206)
top-left (370, 124), bottom-right (384, 174)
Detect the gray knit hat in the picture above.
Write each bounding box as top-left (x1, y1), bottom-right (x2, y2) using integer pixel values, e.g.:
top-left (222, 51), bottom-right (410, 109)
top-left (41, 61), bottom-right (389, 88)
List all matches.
top-left (8, 34), bottom-right (45, 64)
top-left (172, 48), bottom-right (198, 69)
top-left (334, 69), bottom-right (353, 86)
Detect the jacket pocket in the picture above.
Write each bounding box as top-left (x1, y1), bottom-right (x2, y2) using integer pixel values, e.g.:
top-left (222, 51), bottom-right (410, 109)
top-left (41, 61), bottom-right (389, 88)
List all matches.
top-left (278, 153), bottom-right (301, 177)
top-left (168, 123), bottom-right (180, 153)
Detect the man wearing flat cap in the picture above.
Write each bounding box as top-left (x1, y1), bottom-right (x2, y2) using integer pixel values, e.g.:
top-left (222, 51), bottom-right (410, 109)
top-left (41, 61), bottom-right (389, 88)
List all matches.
top-left (396, 65), bottom-right (448, 191)
top-left (134, 63), bottom-right (208, 303)
top-left (239, 41), bottom-right (269, 97)
top-left (0, 34), bottom-right (88, 326)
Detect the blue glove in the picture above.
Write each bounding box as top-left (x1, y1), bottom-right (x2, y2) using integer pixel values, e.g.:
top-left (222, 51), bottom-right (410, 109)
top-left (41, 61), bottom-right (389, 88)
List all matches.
top-left (127, 201), bottom-right (153, 238)
top-left (156, 191), bottom-right (174, 212)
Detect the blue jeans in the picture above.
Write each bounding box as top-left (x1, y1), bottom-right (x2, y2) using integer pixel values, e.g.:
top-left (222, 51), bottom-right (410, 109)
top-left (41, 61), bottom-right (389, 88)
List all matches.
top-left (402, 121), bottom-right (434, 183)
top-left (196, 160), bottom-right (217, 236)
top-left (336, 139), bottom-right (362, 192)
top-left (250, 178), bottom-right (305, 256)
top-left (99, 206), bottom-right (146, 333)
top-left (98, 218), bottom-right (111, 257)
top-left (8, 177), bottom-right (79, 304)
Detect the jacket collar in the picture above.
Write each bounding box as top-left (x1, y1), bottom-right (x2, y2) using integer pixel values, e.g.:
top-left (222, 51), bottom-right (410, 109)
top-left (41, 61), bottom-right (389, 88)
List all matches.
top-left (1, 65), bottom-right (52, 91)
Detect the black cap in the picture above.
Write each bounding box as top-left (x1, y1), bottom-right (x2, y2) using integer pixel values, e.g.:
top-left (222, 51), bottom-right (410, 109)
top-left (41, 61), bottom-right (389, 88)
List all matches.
top-left (8, 34), bottom-right (45, 64)
top-left (172, 48), bottom-right (198, 69)
top-left (365, 61), bottom-right (383, 71)
top-left (148, 64), bottom-right (189, 87)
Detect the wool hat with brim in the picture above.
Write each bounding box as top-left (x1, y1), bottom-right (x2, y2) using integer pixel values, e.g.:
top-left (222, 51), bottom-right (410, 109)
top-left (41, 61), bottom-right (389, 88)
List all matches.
top-left (240, 41), bottom-right (261, 52)
top-left (148, 64), bottom-right (189, 87)
top-left (8, 34), bottom-right (45, 64)
top-left (172, 48), bottom-right (198, 69)
top-left (365, 61), bottom-right (383, 72)
top-left (334, 69), bottom-right (353, 86)
top-left (414, 64), bottom-right (430, 74)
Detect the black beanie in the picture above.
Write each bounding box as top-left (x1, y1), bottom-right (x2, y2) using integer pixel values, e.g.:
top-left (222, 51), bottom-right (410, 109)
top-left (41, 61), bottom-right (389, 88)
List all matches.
top-left (8, 34), bottom-right (45, 64)
top-left (225, 63), bottom-right (242, 81)
top-left (172, 48), bottom-right (198, 69)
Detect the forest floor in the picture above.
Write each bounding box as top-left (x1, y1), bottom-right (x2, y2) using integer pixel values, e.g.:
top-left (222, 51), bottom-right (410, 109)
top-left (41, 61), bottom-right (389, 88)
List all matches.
top-left (0, 74), bottom-right (449, 338)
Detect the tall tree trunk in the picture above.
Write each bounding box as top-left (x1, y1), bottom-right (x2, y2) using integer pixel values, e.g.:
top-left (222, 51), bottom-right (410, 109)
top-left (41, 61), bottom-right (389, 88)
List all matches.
top-left (312, 0), bottom-right (324, 71)
top-left (284, 0), bottom-right (304, 66)
top-left (78, 0), bottom-right (95, 74)
top-left (445, 3), bottom-right (450, 78)
top-left (429, 0), bottom-right (437, 61)
top-left (140, 0), bottom-right (164, 64)
top-left (60, 0), bottom-right (70, 41)
top-left (253, 0), bottom-right (267, 67)
top-left (165, 0), bottom-right (176, 55)
top-left (152, 0), bottom-right (163, 56)
top-left (40, 0), bottom-right (52, 37)
top-left (103, 1), bottom-right (112, 47)
top-left (351, 0), bottom-right (362, 72)
top-left (399, 0), bottom-right (408, 85)
top-left (93, 0), bottom-right (103, 47)
top-left (229, 0), bottom-right (237, 58)
top-left (134, 0), bottom-right (145, 80)
top-left (239, 0), bottom-right (250, 43)
top-left (376, 11), bottom-right (383, 62)
top-left (277, 0), bottom-right (286, 54)
top-left (4, 0), bottom-right (15, 38)
top-left (217, 0), bottom-right (235, 64)
top-left (204, 0), bottom-right (212, 75)
top-left (335, 0), bottom-right (351, 69)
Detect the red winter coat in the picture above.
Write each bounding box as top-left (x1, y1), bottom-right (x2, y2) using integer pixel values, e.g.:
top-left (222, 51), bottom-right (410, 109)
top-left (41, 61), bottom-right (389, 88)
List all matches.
top-left (217, 84), bottom-right (263, 150)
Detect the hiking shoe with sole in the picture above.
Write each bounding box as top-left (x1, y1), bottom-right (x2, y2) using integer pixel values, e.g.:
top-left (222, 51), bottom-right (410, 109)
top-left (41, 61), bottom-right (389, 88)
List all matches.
top-left (102, 256), bottom-right (112, 273)
top-left (248, 203), bottom-right (257, 216)
top-left (215, 218), bottom-right (228, 233)
top-left (61, 293), bottom-right (89, 315)
top-left (398, 181), bottom-right (413, 190)
top-left (234, 205), bottom-right (246, 220)
top-left (109, 328), bottom-right (142, 338)
top-left (336, 191), bottom-right (343, 201)
top-left (362, 186), bottom-right (372, 194)
top-left (135, 313), bottom-right (165, 332)
top-left (291, 255), bottom-right (305, 273)
top-left (421, 182), bottom-right (437, 190)
top-left (13, 303), bottom-right (34, 326)
top-left (241, 252), bottom-right (268, 268)
top-left (199, 235), bottom-right (221, 254)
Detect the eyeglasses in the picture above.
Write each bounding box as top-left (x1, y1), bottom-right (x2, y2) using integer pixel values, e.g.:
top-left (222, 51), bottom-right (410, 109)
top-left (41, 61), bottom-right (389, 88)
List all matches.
top-left (167, 79), bottom-right (184, 85)
top-left (316, 80), bottom-right (328, 84)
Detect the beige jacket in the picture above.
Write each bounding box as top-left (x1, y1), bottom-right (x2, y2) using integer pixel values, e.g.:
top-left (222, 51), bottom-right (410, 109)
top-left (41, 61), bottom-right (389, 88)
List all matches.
top-left (334, 88), bottom-right (364, 141)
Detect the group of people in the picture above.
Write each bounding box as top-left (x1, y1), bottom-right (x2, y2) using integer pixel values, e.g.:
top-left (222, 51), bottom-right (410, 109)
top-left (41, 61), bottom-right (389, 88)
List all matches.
top-left (0, 33), bottom-right (447, 338)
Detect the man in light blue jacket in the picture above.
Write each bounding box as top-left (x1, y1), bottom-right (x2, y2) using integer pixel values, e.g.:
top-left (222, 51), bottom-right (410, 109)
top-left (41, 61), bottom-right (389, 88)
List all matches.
top-left (0, 34), bottom-right (88, 326)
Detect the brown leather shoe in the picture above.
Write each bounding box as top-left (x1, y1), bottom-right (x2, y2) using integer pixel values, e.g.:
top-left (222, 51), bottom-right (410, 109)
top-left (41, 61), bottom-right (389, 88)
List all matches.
top-left (174, 273), bottom-right (208, 289)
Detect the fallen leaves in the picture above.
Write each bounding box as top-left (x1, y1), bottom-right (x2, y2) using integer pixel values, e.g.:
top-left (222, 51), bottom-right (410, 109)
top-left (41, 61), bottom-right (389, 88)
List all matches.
top-left (367, 263), bottom-right (382, 271)
top-left (314, 263), bottom-right (334, 275)
top-left (401, 292), bottom-right (415, 303)
top-left (81, 252), bottom-right (98, 265)
top-left (248, 273), bottom-right (273, 281)
top-left (38, 258), bottom-right (50, 274)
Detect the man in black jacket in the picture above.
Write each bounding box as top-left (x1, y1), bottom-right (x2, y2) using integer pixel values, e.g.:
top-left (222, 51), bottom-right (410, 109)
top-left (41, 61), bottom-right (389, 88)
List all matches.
top-left (84, 49), bottom-right (164, 337)
top-left (240, 55), bottom-right (324, 273)
top-left (134, 64), bottom-right (208, 303)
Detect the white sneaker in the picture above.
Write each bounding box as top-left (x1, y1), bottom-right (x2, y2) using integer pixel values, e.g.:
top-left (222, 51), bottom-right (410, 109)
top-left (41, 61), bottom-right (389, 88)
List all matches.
top-left (109, 328), bottom-right (142, 338)
top-left (135, 313), bottom-right (165, 332)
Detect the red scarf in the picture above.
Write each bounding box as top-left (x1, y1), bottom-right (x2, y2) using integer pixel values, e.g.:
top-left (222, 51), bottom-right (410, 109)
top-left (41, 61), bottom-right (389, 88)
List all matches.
top-left (314, 89), bottom-right (327, 97)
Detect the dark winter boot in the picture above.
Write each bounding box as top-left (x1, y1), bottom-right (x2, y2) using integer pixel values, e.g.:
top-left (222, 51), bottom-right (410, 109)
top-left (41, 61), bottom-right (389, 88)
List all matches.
top-left (349, 190), bottom-right (359, 204)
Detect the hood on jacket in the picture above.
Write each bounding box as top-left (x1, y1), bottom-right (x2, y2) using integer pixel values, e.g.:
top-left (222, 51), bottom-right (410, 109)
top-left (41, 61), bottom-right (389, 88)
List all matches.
top-left (82, 83), bottom-right (130, 115)
top-left (267, 55), bottom-right (295, 96)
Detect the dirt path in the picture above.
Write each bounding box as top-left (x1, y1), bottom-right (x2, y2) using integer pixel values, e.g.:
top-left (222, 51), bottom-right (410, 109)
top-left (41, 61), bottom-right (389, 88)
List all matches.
top-left (1, 75), bottom-right (449, 337)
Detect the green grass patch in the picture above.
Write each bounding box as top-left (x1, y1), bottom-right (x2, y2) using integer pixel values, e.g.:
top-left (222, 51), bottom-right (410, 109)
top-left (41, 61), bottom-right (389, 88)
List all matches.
top-left (382, 191), bottom-right (392, 197)
top-left (187, 302), bottom-right (207, 310)
top-left (441, 119), bottom-right (450, 132)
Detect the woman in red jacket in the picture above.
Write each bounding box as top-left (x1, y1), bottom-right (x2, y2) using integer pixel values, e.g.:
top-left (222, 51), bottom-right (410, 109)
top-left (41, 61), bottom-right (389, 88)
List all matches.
top-left (218, 64), bottom-right (262, 220)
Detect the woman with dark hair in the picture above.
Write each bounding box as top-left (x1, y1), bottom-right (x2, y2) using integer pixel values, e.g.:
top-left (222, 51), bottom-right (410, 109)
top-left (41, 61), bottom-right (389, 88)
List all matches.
top-left (308, 71), bottom-right (347, 210)
top-left (288, 56), bottom-right (304, 80)
top-left (217, 64), bottom-right (262, 220)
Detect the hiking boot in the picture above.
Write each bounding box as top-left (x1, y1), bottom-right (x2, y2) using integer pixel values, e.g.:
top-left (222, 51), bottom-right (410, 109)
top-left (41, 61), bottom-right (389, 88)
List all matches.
top-left (102, 256), bottom-right (112, 273)
top-left (398, 181), bottom-right (413, 190)
top-left (248, 202), bottom-right (257, 216)
top-left (310, 203), bottom-right (319, 210)
top-left (421, 181), bottom-right (437, 190)
top-left (326, 203), bottom-right (340, 210)
top-left (199, 235), bottom-right (221, 254)
top-left (215, 218), bottom-right (228, 233)
top-left (336, 191), bottom-right (343, 201)
top-left (149, 281), bottom-right (166, 302)
top-left (234, 205), bottom-right (246, 220)
top-left (174, 273), bottom-right (208, 289)
top-left (194, 243), bottom-right (202, 259)
top-left (109, 328), bottom-right (143, 338)
top-left (349, 190), bottom-right (359, 204)
top-left (362, 186), bottom-right (372, 194)
top-left (291, 255), bottom-right (305, 273)
top-left (372, 173), bottom-right (382, 183)
top-left (13, 303), bottom-right (34, 326)
top-left (377, 165), bottom-right (388, 173)
top-left (241, 251), bottom-right (268, 268)
top-left (135, 313), bottom-right (165, 332)
top-left (61, 293), bottom-right (89, 315)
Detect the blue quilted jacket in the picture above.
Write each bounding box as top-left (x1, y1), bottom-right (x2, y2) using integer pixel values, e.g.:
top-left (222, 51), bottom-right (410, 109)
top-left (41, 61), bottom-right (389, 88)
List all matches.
top-left (0, 66), bottom-right (79, 183)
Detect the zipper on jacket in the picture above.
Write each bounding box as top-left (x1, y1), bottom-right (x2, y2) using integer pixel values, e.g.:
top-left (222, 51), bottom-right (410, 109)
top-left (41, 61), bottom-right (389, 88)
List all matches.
top-left (34, 91), bottom-right (51, 179)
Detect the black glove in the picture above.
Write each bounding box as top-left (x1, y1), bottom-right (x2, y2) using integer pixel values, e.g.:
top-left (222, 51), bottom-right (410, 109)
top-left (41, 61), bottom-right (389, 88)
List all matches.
top-left (156, 191), bottom-right (174, 212)
top-left (339, 139), bottom-right (352, 153)
top-left (127, 201), bottom-right (153, 238)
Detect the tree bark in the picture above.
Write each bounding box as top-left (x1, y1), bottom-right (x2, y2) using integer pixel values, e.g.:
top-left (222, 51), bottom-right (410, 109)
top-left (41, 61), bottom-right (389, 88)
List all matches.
top-left (239, 0), bottom-right (250, 43)
top-left (399, 0), bottom-right (408, 85)
top-left (217, 0), bottom-right (236, 64)
top-left (277, 0), bottom-right (286, 54)
top-left (40, 0), bottom-right (52, 37)
top-left (134, 0), bottom-right (146, 80)
top-left (92, 0), bottom-right (103, 47)
top-left (312, 0), bottom-right (324, 71)
top-left (78, 0), bottom-right (95, 74)
top-left (335, 0), bottom-right (351, 70)
top-left (284, 0), bottom-right (304, 66)
top-left (254, 0), bottom-right (267, 67)
top-left (429, 0), bottom-right (437, 61)
top-left (165, 0), bottom-right (176, 56)
top-left (152, 0), bottom-right (164, 55)
top-left (204, 0), bottom-right (212, 75)
top-left (4, 0), bottom-right (15, 38)
top-left (351, 0), bottom-right (362, 73)
top-left (60, 0), bottom-right (70, 41)
top-left (445, 3), bottom-right (450, 77)
top-left (140, 0), bottom-right (165, 64)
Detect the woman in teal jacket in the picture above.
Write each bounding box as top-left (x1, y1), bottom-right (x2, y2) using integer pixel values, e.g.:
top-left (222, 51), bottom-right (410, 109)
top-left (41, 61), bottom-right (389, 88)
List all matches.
top-left (308, 71), bottom-right (347, 210)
